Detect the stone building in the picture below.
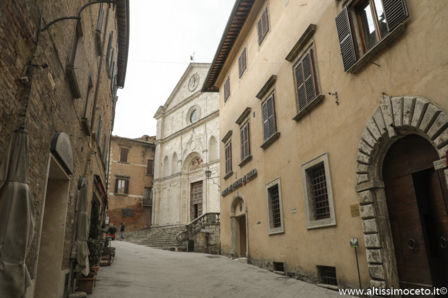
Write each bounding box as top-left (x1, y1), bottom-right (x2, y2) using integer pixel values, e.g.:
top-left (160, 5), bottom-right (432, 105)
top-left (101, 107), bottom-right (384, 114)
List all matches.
top-left (0, 0), bottom-right (128, 297)
top-left (204, 0), bottom-right (448, 291)
top-left (151, 63), bottom-right (220, 252)
top-left (108, 135), bottom-right (155, 231)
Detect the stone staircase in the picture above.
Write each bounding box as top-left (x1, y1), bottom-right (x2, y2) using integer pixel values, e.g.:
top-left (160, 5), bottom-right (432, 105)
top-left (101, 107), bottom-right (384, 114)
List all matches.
top-left (124, 225), bottom-right (187, 251)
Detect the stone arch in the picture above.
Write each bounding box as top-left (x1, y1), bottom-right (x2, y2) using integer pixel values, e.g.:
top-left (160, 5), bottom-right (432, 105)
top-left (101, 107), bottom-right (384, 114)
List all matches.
top-left (209, 136), bottom-right (218, 162)
top-left (163, 155), bottom-right (169, 177)
top-left (230, 196), bottom-right (246, 216)
top-left (182, 151), bottom-right (203, 172)
top-left (355, 95), bottom-right (448, 288)
top-left (172, 152), bottom-right (178, 174)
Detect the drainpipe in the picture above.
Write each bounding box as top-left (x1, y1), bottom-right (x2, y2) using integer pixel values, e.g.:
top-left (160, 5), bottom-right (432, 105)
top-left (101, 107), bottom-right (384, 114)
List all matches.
top-left (350, 237), bottom-right (362, 289)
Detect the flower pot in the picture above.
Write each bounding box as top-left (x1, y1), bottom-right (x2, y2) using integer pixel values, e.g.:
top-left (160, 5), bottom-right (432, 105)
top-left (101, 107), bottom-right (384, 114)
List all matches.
top-left (77, 276), bottom-right (96, 294)
top-left (90, 265), bottom-right (100, 275)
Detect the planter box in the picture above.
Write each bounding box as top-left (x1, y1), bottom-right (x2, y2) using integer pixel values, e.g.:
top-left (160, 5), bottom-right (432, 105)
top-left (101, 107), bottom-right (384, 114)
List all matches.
top-left (77, 276), bottom-right (96, 294)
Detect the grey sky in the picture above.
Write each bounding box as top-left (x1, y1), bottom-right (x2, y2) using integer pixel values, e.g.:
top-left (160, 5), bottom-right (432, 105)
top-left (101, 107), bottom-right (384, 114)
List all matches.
top-left (113, 0), bottom-right (235, 138)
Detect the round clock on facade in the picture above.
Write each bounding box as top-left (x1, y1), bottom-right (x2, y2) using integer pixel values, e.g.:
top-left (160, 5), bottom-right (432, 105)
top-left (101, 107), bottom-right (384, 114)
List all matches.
top-left (188, 73), bottom-right (200, 91)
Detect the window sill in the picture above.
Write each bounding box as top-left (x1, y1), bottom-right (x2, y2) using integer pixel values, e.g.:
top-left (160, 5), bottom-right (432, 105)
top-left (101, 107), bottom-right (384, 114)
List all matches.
top-left (347, 22), bottom-right (407, 74)
top-left (268, 228), bottom-right (284, 236)
top-left (293, 94), bottom-right (325, 122)
top-left (114, 193), bottom-right (128, 197)
top-left (261, 132), bottom-right (280, 150)
top-left (238, 155), bottom-right (252, 168)
top-left (224, 171), bottom-right (233, 180)
top-left (118, 161), bottom-right (129, 164)
top-left (306, 219), bottom-right (336, 230)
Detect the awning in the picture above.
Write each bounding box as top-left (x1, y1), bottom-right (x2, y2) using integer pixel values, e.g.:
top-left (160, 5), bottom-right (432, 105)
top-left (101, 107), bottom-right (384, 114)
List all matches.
top-left (0, 127), bottom-right (35, 297)
top-left (75, 178), bottom-right (90, 276)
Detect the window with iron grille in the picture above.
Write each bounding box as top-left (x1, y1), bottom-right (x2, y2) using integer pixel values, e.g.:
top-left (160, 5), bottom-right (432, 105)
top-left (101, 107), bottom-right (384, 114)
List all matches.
top-left (294, 47), bottom-right (318, 111)
top-left (317, 266), bottom-right (338, 286)
top-left (266, 178), bottom-right (284, 234)
top-left (257, 6), bottom-right (270, 45)
top-left (238, 48), bottom-right (247, 78)
top-left (335, 0), bottom-right (408, 72)
top-left (119, 147), bottom-right (128, 163)
top-left (224, 77), bottom-right (230, 102)
top-left (225, 141), bottom-right (232, 175)
top-left (115, 177), bottom-right (129, 194)
top-left (146, 159), bottom-right (154, 175)
top-left (240, 121), bottom-right (251, 161)
top-left (301, 153), bottom-right (336, 229)
top-left (262, 92), bottom-right (277, 140)
top-left (308, 163), bottom-right (330, 220)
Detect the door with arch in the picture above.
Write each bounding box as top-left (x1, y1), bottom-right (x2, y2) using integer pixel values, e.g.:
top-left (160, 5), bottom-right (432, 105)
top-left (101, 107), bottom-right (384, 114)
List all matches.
top-left (383, 135), bottom-right (448, 289)
top-left (231, 197), bottom-right (247, 257)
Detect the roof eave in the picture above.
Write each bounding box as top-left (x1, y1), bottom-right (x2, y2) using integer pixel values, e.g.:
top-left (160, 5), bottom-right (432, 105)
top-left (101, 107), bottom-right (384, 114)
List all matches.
top-left (116, 0), bottom-right (129, 88)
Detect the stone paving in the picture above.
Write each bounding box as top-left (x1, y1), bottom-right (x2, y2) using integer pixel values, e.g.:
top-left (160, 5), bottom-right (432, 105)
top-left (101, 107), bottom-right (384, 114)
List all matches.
top-left (90, 241), bottom-right (351, 298)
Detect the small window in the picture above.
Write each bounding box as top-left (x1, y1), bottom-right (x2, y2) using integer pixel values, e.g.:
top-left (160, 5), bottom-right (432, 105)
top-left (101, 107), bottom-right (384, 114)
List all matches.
top-left (144, 187), bottom-right (152, 202)
top-left (96, 3), bottom-right (104, 33)
top-left (335, 0), bottom-right (408, 71)
top-left (115, 177), bottom-right (129, 194)
top-left (301, 153), bottom-right (336, 229)
top-left (189, 108), bottom-right (199, 123)
top-left (240, 121), bottom-right (251, 162)
top-left (266, 178), bottom-right (284, 234)
top-left (238, 48), bottom-right (247, 78)
top-left (317, 266), bottom-right (338, 286)
top-left (262, 92), bottom-right (277, 140)
top-left (96, 115), bottom-right (102, 145)
top-left (294, 46), bottom-right (319, 112)
top-left (120, 148), bottom-right (129, 163)
top-left (106, 31), bottom-right (113, 68)
top-left (225, 141), bottom-right (232, 176)
top-left (146, 159), bottom-right (154, 175)
top-left (224, 77), bottom-right (230, 102)
top-left (257, 6), bottom-right (270, 45)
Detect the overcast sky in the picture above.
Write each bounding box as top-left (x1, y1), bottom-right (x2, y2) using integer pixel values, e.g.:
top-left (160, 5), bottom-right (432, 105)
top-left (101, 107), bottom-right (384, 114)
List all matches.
top-left (113, 0), bottom-right (235, 138)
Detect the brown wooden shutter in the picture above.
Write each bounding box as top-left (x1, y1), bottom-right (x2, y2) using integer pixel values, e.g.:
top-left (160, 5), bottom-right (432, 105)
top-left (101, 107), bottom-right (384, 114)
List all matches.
top-left (224, 77), bottom-right (230, 102)
top-left (257, 19), bottom-right (263, 44)
top-left (124, 179), bottom-right (129, 194)
top-left (262, 7), bottom-right (269, 37)
top-left (262, 101), bottom-right (269, 140)
top-left (96, 4), bottom-right (104, 32)
top-left (335, 8), bottom-right (357, 71)
top-left (114, 178), bottom-right (118, 193)
top-left (382, 0), bottom-right (408, 32)
top-left (295, 62), bottom-right (306, 110)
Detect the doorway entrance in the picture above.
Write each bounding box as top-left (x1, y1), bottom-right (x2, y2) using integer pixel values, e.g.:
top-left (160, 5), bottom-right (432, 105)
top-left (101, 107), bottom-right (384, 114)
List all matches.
top-left (235, 215), bottom-right (247, 257)
top-left (190, 181), bottom-right (203, 220)
top-left (383, 135), bottom-right (448, 289)
top-left (231, 197), bottom-right (247, 257)
top-left (35, 156), bottom-right (70, 298)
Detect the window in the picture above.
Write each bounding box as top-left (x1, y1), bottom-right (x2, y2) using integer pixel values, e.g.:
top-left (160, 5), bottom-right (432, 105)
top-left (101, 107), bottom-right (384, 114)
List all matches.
top-left (115, 177), bottom-right (129, 194)
top-left (240, 121), bottom-right (251, 162)
top-left (266, 178), bottom-right (284, 234)
top-left (224, 77), bottom-right (230, 102)
top-left (96, 115), bottom-right (102, 145)
top-left (301, 153), bottom-right (336, 229)
top-left (146, 159), bottom-right (153, 175)
top-left (257, 6), bottom-right (269, 45)
top-left (119, 148), bottom-right (129, 163)
top-left (106, 31), bottom-right (113, 69)
top-left (317, 266), bottom-right (338, 286)
top-left (238, 48), bottom-right (247, 78)
top-left (225, 141), bottom-right (232, 176)
top-left (189, 108), bottom-right (199, 123)
top-left (262, 92), bottom-right (277, 140)
top-left (294, 47), bottom-right (319, 111)
top-left (335, 0), bottom-right (408, 71)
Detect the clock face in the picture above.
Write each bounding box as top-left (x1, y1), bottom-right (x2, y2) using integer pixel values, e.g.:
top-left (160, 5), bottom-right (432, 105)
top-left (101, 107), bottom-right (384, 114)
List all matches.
top-left (188, 73), bottom-right (200, 91)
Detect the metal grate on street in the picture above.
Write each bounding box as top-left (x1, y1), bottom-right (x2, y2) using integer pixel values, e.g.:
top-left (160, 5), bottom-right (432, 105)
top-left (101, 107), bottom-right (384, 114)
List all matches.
top-left (317, 266), bottom-right (338, 286)
top-left (308, 163), bottom-right (330, 220)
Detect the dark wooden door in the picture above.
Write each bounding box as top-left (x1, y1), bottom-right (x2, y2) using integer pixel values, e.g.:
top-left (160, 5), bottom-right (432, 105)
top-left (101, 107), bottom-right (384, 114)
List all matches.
top-left (383, 135), bottom-right (448, 289)
top-left (190, 181), bottom-right (203, 220)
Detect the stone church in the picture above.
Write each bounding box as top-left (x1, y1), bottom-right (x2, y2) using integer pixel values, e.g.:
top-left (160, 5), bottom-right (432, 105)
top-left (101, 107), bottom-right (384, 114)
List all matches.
top-left (150, 63), bottom-right (220, 251)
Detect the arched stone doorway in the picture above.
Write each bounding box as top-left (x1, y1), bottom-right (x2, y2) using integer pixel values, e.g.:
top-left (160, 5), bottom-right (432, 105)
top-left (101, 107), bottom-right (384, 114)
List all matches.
top-left (230, 196), bottom-right (247, 258)
top-left (355, 96), bottom-right (448, 289)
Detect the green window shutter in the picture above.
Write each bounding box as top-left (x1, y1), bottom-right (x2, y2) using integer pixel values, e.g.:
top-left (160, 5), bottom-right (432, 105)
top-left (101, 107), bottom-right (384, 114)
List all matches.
top-left (382, 0), bottom-right (408, 32)
top-left (335, 8), bottom-right (357, 71)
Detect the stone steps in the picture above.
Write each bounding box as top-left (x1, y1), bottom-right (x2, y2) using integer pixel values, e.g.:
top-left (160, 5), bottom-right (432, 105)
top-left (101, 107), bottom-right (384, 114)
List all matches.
top-left (125, 225), bottom-right (187, 251)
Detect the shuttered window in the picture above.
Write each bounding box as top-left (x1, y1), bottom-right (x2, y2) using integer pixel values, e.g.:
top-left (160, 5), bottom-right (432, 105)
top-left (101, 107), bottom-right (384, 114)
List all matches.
top-left (96, 115), bottom-right (102, 145)
top-left (146, 159), bottom-right (153, 175)
top-left (224, 77), bottom-right (230, 102)
top-left (335, 0), bottom-right (408, 71)
top-left (240, 121), bottom-right (250, 161)
top-left (262, 93), bottom-right (277, 140)
top-left (115, 177), bottom-right (129, 194)
top-left (257, 7), bottom-right (270, 45)
top-left (106, 32), bottom-right (113, 65)
top-left (268, 184), bottom-right (281, 228)
top-left (96, 4), bottom-right (104, 32)
top-left (238, 48), bottom-right (247, 78)
top-left (120, 148), bottom-right (129, 163)
top-left (294, 48), bottom-right (318, 111)
top-left (225, 141), bottom-right (232, 175)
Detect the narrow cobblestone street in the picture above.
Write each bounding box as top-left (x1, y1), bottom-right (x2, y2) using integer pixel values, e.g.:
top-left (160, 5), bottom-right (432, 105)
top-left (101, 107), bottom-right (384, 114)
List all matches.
top-left (90, 241), bottom-right (348, 298)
